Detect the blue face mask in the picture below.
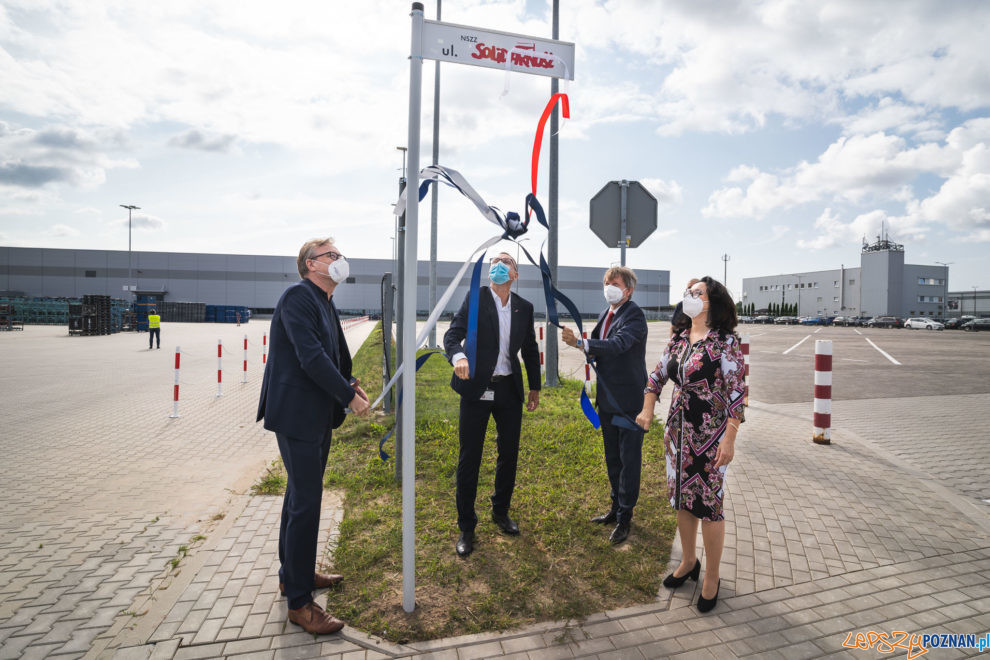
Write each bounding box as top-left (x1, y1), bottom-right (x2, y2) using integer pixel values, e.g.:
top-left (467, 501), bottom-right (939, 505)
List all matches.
top-left (489, 261), bottom-right (511, 285)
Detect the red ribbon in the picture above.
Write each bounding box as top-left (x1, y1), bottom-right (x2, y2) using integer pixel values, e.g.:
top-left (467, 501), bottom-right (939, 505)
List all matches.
top-left (530, 93), bottom-right (570, 201)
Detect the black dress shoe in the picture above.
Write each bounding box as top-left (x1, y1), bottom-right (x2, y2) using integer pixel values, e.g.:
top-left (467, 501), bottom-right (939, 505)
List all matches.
top-left (697, 579), bottom-right (720, 613)
top-left (662, 559), bottom-right (701, 589)
top-left (492, 513), bottom-right (520, 535)
top-left (609, 522), bottom-right (630, 545)
top-left (456, 532), bottom-right (474, 557)
top-left (590, 511), bottom-right (617, 525)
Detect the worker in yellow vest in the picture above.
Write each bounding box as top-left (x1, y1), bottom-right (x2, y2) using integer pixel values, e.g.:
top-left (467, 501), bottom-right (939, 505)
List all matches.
top-left (148, 309), bottom-right (161, 349)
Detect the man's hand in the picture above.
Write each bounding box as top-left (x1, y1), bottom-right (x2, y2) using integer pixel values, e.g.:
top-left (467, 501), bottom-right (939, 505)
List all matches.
top-left (561, 326), bottom-right (578, 348)
top-left (349, 391), bottom-right (370, 417)
top-left (635, 409), bottom-right (653, 432)
top-left (454, 358), bottom-right (470, 380)
top-left (526, 390), bottom-right (540, 412)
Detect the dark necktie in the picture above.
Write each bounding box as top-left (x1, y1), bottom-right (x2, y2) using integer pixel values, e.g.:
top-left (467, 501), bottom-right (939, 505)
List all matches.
top-left (602, 310), bottom-right (615, 338)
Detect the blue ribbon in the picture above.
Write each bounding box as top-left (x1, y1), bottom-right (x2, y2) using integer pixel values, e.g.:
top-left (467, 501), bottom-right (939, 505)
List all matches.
top-left (379, 351), bottom-right (444, 460)
top-left (465, 252), bottom-right (486, 380)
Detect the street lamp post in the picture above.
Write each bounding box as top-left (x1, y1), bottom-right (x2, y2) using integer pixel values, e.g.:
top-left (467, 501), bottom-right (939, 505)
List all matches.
top-left (120, 204), bottom-right (140, 290)
top-left (795, 274), bottom-right (804, 317)
top-left (974, 285), bottom-right (979, 317)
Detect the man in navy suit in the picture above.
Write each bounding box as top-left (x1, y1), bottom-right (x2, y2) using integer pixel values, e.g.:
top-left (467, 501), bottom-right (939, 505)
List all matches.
top-left (562, 266), bottom-right (648, 545)
top-left (443, 252), bottom-right (541, 557)
top-left (257, 238), bottom-right (370, 634)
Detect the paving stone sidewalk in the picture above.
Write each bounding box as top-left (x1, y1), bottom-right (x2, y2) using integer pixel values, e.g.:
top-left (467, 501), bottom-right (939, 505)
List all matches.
top-left (108, 394), bottom-right (990, 659)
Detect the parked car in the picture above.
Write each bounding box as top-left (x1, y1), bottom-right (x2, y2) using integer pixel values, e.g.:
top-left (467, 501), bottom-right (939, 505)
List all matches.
top-left (866, 316), bottom-right (903, 328)
top-left (832, 316), bottom-right (856, 326)
top-left (738, 315), bottom-right (753, 323)
top-left (774, 316), bottom-right (799, 325)
top-left (904, 317), bottom-right (944, 330)
top-left (961, 318), bottom-right (990, 332)
top-left (752, 315), bottom-right (772, 324)
top-left (800, 316), bottom-right (829, 325)
top-left (945, 316), bottom-right (975, 329)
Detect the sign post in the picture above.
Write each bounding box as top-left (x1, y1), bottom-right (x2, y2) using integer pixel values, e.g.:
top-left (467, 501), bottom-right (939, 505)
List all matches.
top-left (589, 180), bottom-right (658, 265)
top-left (402, 2), bottom-right (574, 613)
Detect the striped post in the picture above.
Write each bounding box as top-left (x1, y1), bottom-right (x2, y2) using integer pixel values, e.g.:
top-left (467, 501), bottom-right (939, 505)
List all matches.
top-left (216, 339), bottom-right (223, 398)
top-left (813, 340), bottom-right (832, 444)
top-left (262, 333), bottom-right (267, 364)
top-left (583, 331), bottom-right (591, 395)
top-left (538, 326), bottom-right (545, 375)
top-left (740, 334), bottom-right (750, 406)
top-left (242, 335), bottom-right (248, 384)
top-left (169, 347), bottom-right (180, 418)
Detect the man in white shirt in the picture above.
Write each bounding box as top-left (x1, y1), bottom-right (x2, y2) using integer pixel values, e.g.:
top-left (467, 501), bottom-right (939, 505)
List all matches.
top-left (443, 252), bottom-right (541, 557)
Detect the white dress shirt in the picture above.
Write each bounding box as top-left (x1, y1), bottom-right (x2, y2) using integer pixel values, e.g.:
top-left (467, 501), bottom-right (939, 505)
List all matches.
top-left (452, 288), bottom-right (513, 377)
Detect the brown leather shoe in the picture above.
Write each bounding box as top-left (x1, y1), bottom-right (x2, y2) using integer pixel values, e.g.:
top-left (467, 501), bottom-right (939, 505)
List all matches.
top-left (287, 601), bottom-right (344, 634)
top-left (279, 572), bottom-right (344, 595)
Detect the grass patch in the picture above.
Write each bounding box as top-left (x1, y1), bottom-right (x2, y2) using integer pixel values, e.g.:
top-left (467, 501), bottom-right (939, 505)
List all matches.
top-left (320, 322), bottom-right (676, 642)
top-left (252, 458), bottom-right (287, 495)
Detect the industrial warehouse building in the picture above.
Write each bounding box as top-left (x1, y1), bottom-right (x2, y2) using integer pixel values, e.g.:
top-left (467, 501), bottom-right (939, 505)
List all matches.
top-left (741, 236), bottom-right (960, 319)
top-left (0, 246), bottom-right (671, 318)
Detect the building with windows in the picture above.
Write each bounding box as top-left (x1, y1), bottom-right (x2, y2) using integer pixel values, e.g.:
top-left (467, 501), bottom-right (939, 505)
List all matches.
top-left (741, 237), bottom-right (952, 319)
top-left (0, 246), bottom-right (670, 318)
top-left (947, 289), bottom-right (990, 319)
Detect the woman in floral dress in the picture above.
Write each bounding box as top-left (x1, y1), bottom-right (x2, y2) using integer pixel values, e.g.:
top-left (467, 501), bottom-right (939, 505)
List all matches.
top-left (637, 276), bottom-right (745, 613)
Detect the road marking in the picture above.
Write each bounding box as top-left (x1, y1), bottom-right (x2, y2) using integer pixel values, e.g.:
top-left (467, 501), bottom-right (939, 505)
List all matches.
top-left (854, 329), bottom-right (862, 335)
top-left (865, 338), bottom-right (901, 365)
top-left (783, 335), bottom-right (812, 355)
top-left (814, 328), bottom-right (823, 334)
top-left (841, 358), bottom-right (869, 363)
top-left (748, 333), bottom-right (765, 337)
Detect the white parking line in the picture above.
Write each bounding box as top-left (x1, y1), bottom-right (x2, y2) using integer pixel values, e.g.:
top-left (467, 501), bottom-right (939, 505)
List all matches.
top-left (841, 358), bottom-right (869, 363)
top-left (854, 329), bottom-right (862, 335)
top-left (748, 333), bottom-right (766, 337)
top-left (783, 335), bottom-right (812, 355)
top-left (865, 338), bottom-right (901, 365)
top-left (814, 328), bottom-right (823, 334)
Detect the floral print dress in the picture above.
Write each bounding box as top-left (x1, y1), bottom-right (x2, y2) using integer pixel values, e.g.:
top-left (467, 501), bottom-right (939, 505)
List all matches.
top-left (646, 329), bottom-right (746, 521)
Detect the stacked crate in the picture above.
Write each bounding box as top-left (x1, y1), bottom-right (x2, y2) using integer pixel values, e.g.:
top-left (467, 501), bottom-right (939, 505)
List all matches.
top-left (159, 301), bottom-right (206, 323)
top-left (205, 304), bottom-right (250, 323)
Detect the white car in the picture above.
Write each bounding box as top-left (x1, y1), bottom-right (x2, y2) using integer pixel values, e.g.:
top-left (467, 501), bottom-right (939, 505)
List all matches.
top-left (904, 317), bottom-right (944, 330)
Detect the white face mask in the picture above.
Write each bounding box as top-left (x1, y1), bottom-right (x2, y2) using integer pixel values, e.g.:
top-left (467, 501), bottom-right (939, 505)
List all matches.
top-left (604, 284), bottom-right (625, 305)
top-left (314, 257), bottom-right (349, 284)
top-left (682, 293), bottom-right (705, 318)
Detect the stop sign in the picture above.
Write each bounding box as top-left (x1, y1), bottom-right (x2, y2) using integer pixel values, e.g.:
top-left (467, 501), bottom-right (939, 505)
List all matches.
top-left (589, 180), bottom-right (658, 248)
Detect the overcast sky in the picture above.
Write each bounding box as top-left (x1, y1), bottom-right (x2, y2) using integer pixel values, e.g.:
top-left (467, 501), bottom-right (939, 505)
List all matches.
top-left (1, 0), bottom-right (988, 299)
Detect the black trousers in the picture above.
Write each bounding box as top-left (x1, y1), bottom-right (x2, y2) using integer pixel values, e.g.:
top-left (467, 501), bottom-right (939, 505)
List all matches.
top-left (456, 378), bottom-right (522, 532)
top-left (149, 327), bottom-right (160, 348)
top-left (276, 429), bottom-right (331, 610)
top-left (601, 418), bottom-right (644, 525)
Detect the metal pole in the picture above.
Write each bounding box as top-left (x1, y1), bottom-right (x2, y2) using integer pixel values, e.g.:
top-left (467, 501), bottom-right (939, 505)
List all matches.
top-left (428, 0), bottom-right (441, 348)
top-left (120, 204), bottom-right (139, 290)
top-left (545, 0), bottom-right (560, 388)
top-left (722, 253), bottom-right (730, 290)
top-left (619, 180), bottom-right (628, 266)
top-left (395, 175), bottom-right (406, 483)
top-left (402, 1), bottom-right (424, 614)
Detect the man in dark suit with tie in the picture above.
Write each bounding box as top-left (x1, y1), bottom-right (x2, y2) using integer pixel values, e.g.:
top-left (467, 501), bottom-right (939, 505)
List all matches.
top-left (257, 238), bottom-right (370, 634)
top-left (562, 266), bottom-right (648, 545)
top-left (444, 252), bottom-right (541, 557)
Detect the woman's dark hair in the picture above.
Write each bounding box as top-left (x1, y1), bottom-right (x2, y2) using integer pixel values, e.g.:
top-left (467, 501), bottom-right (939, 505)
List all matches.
top-left (670, 301), bottom-right (690, 336)
top-left (700, 276), bottom-right (737, 333)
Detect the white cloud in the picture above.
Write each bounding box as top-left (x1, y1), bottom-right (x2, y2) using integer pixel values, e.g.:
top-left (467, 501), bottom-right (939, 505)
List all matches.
top-left (49, 223), bottom-right (79, 237)
top-left (168, 129), bottom-right (238, 153)
top-left (640, 178), bottom-right (684, 205)
top-left (112, 213), bottom-right (165, 232)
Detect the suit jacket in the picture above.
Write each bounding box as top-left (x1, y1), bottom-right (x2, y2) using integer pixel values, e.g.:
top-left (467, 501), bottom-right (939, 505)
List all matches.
top-left (585, 299), bottom-right (648, 416)
top-left (443, 286), bottom-right (542, 402)
top-left (256, 279), bottom-right (355, 442)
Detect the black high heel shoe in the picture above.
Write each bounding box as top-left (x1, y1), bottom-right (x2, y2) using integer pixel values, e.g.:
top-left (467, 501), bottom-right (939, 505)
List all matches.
top-left (662, 559), bottom-right (700, 588)
top-left (697, 579), bottom-right (720, 613)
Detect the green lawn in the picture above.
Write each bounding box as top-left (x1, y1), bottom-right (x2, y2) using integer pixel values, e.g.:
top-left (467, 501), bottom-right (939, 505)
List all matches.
top-left (263, 323), bottom-right (676, 643)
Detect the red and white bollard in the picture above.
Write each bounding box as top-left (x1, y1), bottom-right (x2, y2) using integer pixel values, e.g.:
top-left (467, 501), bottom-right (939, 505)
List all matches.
top-left (216, 339), bottom-right (223, 398)
top-left (583, 331), bottom-right (592, 394)
top-left (242, 335), bottom-right (248, 384)
top-left (169, 347), bottom-right (180, 418)
top-left (740, 334), bottom-right (750, 406)
top-left (538, 326), bottom-right (545, 375)
top-left (813, 339), bottom-right (832, 444)
top-left (262, 333), bottom-right (267, 364)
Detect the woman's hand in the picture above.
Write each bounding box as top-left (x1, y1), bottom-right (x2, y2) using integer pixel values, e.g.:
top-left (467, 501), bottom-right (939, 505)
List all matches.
top-left (714, 437), bottom-right (734, 468)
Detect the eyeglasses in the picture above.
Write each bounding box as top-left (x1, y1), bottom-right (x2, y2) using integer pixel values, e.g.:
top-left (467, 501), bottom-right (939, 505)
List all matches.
top-left (311, 250), bottom-right (343, 261)
top-left (491, 257), bottom-right (515, 267)
top-left (684, 288), bottom-right (706, 299)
